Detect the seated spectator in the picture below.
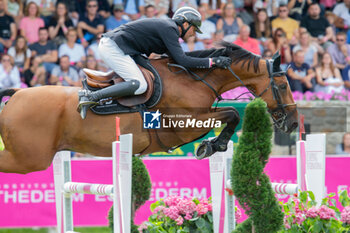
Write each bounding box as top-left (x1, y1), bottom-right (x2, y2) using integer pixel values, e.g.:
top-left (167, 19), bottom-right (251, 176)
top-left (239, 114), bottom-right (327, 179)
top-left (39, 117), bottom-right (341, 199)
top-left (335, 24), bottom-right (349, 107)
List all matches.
top-left (77, 0), bottom-right (104, 48)
top-left (336, 132), bottom-right (350, 155)
top-left (333, 0), bottom-right (350, 31)
top-left (197, 5), bottom-right (216, 42)
top-left (267, 28), bottom-right (292, 69)
top-left (29, 27), bottom-right (58, 74)
top-left (50, 55), bottom-right (80, 86)
top-left (253, 0), bottom-right (279, 18)
top-left (287, 0), bottom-right (309, 21)
top-left (341, 65), bottom-right (350, 89)
top-left (292, 32), bottom-right (318, 69)
top-left (325, 12), bottom-right (336, 43)
top-left (249, 9), bottom-right (271, 50)
top-left (141, 4), bottom-right (156, 19)
top-left (58, 28), bottom-right (86, 67)
top-left (6, 0), bottom-right (23, 26)
top-left (7, 36), bottom-right (31, 71)
top-left (19, 2), bottom-right (44, 44)
top-left (23, 56), bottom-right (46, 87)
top-left (271, 5), bottom-right (299, 45)
top-left (320, 0), bottom-right (336, 11)
top-left (287, 50), bottom-right (316, 92)
top-left (300, 3), bottom-right (333, 47)
top-left (0, 54), bottom-right (21, 88)
top-left (56, 0), bottom-right (80, 26)
top-left (172, 0), bottom-right (197, 14)
top-left (143, 1), bottom-right (168, 18)
top-left (79, 54), bottom-right (98, 79)
top-left (180, 35), bottom-right (205, 52)
top-left (0, 0), bottom-right (16, 53)
top-left (327, 32), bottom-right (350, 70)
top-left (234, 24), bottom-right (261, 55)
top-left (48, 2), bottom-right (74, 46)
top-left (114, 0), bottom-right (145, 21)
top-left (37, 0), bottom-right (56, 23)
top-left (315, 52), bottom-right (344, 93)
top-left (87, 32), bottom-right (101, 61)
top-left (105, 4), bottom-right (129, 31)
top-left (216, 2), bottom-right (243, 42)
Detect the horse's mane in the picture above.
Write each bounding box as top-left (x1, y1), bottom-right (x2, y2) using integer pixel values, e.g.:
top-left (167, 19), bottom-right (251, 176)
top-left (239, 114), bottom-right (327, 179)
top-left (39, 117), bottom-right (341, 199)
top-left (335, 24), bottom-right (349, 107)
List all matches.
top-left (184, 41), bottom-right (262, 73)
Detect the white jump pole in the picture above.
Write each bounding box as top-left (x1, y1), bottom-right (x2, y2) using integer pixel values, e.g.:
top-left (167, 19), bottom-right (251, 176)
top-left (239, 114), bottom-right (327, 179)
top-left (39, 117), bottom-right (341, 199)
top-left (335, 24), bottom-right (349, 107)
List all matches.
top-left (209, 140), bottom-right (234, 233)
top-left (53, 117), bottom-right (132, 233)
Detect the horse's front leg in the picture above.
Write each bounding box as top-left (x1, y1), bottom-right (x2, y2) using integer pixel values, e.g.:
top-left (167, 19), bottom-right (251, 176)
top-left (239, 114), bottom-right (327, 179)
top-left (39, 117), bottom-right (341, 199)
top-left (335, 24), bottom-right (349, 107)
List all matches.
top-left (195, 107), bottom-right (240, 159)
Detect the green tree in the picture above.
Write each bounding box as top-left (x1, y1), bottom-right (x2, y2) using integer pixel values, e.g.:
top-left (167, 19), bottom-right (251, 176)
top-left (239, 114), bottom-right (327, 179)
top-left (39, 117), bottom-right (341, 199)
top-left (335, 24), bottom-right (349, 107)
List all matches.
top-left (231, 98), bottom-right (284, 233)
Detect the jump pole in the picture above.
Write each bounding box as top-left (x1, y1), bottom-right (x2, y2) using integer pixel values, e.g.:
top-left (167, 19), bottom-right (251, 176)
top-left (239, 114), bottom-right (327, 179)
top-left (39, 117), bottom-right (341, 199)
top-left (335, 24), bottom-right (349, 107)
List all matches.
top-left (53, 117), bottom-right (132, 233)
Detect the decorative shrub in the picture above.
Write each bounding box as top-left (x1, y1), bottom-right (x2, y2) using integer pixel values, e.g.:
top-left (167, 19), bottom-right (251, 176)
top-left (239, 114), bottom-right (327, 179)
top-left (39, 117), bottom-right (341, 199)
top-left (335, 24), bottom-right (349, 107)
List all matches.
top-left (231, 98), bottom-right (284, 232)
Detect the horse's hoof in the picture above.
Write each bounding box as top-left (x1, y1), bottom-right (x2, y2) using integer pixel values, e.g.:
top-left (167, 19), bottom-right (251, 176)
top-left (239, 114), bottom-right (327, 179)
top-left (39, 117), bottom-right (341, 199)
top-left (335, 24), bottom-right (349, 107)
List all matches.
top-left (195, 140), bottom-right (214, 160)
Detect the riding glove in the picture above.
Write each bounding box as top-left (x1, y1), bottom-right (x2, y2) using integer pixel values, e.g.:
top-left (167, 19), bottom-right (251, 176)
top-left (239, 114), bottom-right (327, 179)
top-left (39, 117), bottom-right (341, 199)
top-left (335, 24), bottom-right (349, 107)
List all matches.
top-left (212, 56), bottom-right (232, 68)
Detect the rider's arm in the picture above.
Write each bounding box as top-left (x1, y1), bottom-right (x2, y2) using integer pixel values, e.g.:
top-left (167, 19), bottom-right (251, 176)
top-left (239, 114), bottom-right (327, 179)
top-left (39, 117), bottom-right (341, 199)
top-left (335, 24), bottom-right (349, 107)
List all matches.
top-left (162, 27), bottom-right (211, 68)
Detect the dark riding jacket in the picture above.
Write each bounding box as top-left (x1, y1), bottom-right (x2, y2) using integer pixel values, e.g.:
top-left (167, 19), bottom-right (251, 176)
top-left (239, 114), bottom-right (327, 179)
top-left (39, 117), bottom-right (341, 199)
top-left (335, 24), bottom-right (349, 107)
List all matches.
top-left (103, 18), bottom-right (211, 69)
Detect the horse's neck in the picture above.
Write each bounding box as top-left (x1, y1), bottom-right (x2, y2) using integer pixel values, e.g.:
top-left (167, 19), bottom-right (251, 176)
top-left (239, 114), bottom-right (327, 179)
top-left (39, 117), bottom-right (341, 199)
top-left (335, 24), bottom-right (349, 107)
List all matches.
top-left (209, 60), bottom-right (267, 95)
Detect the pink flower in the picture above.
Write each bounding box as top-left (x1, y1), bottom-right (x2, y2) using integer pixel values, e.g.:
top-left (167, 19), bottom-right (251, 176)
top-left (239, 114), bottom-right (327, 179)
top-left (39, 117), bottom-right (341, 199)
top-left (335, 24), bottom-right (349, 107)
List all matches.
top-left (341, 206), bottom-right (350, 224)
top-left (153, 206), bottom-right (165, 214)
top-left (164, 196), bottom-right (181, 207)
top-left (295, 212), bottom-right (305, 224)
top-left (138, 222), bottom-right (148, 232)
top-left (318, 205), bottom-right (335, 220)
top-left (177, 199), bottom-right (196, 215)
top-left (175, 216), bottom-right (184, 225)
top-left (163, 206), bottom-right (180, 220)
top-left (235, 207), bottom-right (242, 220)
top-left (184, 213), bottom-right (192, 220)
top-left (292, 91), bottom-right (303, 101)
top-left (284, 215), bottom-right (291, 229)
top-left (306, 206), bottom-right (319, 218)
top-left (199, 198), bottom-right (212, 212)
top-left (196, 204), bottom-right (208, 216)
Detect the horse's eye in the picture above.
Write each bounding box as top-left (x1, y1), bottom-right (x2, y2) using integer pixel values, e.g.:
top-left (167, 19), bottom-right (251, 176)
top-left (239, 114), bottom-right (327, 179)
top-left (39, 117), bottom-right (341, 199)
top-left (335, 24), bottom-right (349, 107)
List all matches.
top-left (280, 84), bottom-right (287, 90)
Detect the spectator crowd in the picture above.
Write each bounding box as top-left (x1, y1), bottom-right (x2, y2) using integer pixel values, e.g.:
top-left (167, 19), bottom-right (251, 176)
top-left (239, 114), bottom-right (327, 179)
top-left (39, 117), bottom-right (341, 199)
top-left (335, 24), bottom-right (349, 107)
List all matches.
top-left (0, 0), bottom-right (349, 95)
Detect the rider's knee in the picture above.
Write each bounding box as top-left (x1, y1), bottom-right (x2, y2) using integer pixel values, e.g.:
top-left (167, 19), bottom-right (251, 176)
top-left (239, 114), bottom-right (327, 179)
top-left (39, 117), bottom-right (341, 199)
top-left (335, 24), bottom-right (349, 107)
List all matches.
top-left (134, 79), bottom-right (148, 95)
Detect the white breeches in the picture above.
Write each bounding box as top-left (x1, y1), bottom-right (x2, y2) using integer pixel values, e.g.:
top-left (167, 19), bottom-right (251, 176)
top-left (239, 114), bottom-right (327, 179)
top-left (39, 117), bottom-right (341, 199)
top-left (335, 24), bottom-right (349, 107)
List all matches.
top-left (98, 37), bottom-right (148, 95)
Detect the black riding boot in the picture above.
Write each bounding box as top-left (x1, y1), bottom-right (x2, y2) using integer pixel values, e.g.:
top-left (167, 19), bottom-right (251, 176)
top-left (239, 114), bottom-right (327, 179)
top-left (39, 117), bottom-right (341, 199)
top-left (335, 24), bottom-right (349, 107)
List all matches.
top-left (78, 80), bottom-right (140, 119)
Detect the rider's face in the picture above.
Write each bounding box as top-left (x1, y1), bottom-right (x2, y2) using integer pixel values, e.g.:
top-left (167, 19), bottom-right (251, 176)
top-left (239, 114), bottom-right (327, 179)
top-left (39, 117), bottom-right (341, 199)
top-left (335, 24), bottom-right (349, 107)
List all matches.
top-left (182, 22), bottom-right (196, 41)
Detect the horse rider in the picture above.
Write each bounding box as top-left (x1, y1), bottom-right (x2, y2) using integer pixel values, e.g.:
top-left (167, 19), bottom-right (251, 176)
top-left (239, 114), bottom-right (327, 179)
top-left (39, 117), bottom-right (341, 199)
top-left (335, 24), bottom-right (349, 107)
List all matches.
top-left (77, 6), bottom-right (232, 118)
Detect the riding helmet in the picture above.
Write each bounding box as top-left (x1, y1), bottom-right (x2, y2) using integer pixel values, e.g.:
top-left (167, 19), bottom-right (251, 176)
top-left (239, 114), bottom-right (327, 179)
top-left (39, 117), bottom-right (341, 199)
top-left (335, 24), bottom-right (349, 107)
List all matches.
top-left (172, 7), bottom-right (202, 34)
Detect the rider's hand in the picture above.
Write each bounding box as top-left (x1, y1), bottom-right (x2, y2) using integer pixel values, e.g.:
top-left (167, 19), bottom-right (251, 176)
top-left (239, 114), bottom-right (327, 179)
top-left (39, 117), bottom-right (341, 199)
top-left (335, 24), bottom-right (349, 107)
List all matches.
top-left (212, 56), bottom-right (232, 69)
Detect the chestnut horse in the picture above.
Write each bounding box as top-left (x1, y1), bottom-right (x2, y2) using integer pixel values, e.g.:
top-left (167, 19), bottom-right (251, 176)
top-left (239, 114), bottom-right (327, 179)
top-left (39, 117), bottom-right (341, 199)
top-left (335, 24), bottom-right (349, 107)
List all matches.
top-left (0, 43), bottom-right (298, 174)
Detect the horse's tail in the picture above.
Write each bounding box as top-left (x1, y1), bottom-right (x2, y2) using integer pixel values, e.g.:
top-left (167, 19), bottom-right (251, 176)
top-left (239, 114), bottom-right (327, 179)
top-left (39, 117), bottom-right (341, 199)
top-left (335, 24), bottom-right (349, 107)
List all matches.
top-left (0, 88), bottom-right (20, 103)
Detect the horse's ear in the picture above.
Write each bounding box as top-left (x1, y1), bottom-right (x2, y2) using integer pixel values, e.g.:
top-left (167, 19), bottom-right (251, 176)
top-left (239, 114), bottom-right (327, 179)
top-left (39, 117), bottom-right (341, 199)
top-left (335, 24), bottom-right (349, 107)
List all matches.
top-left (272, 53), bottom-right (281, 72)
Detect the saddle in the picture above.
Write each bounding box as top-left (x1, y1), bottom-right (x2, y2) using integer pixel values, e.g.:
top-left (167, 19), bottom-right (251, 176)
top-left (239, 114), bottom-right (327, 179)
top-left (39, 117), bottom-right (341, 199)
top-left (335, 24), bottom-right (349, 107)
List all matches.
top-left (81, 55), bottom-right (162, 115)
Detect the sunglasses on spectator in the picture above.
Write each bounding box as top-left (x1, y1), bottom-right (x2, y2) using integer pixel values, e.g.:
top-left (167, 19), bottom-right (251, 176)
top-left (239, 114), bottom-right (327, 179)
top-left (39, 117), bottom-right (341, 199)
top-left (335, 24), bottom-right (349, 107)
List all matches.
top-left (277, 34), bottom-right (285, 37)
top-left (87, 4), bottom-right (97, 8)
top-left (336, 38), bottom-right (345, 42)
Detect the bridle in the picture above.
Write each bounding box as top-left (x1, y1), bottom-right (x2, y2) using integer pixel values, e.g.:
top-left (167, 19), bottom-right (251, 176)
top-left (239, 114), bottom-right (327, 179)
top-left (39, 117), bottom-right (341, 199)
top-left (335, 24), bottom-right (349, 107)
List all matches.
top-left (226, 59), bottom-right (297, 131)
top-left (167, 58), bottom-right (297, 131)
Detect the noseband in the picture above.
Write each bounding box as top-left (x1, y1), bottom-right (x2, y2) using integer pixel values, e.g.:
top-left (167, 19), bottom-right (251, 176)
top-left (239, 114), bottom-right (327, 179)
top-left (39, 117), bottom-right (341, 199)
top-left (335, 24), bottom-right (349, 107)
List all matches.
top-left (227, 59), bottom-right (297, 131)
